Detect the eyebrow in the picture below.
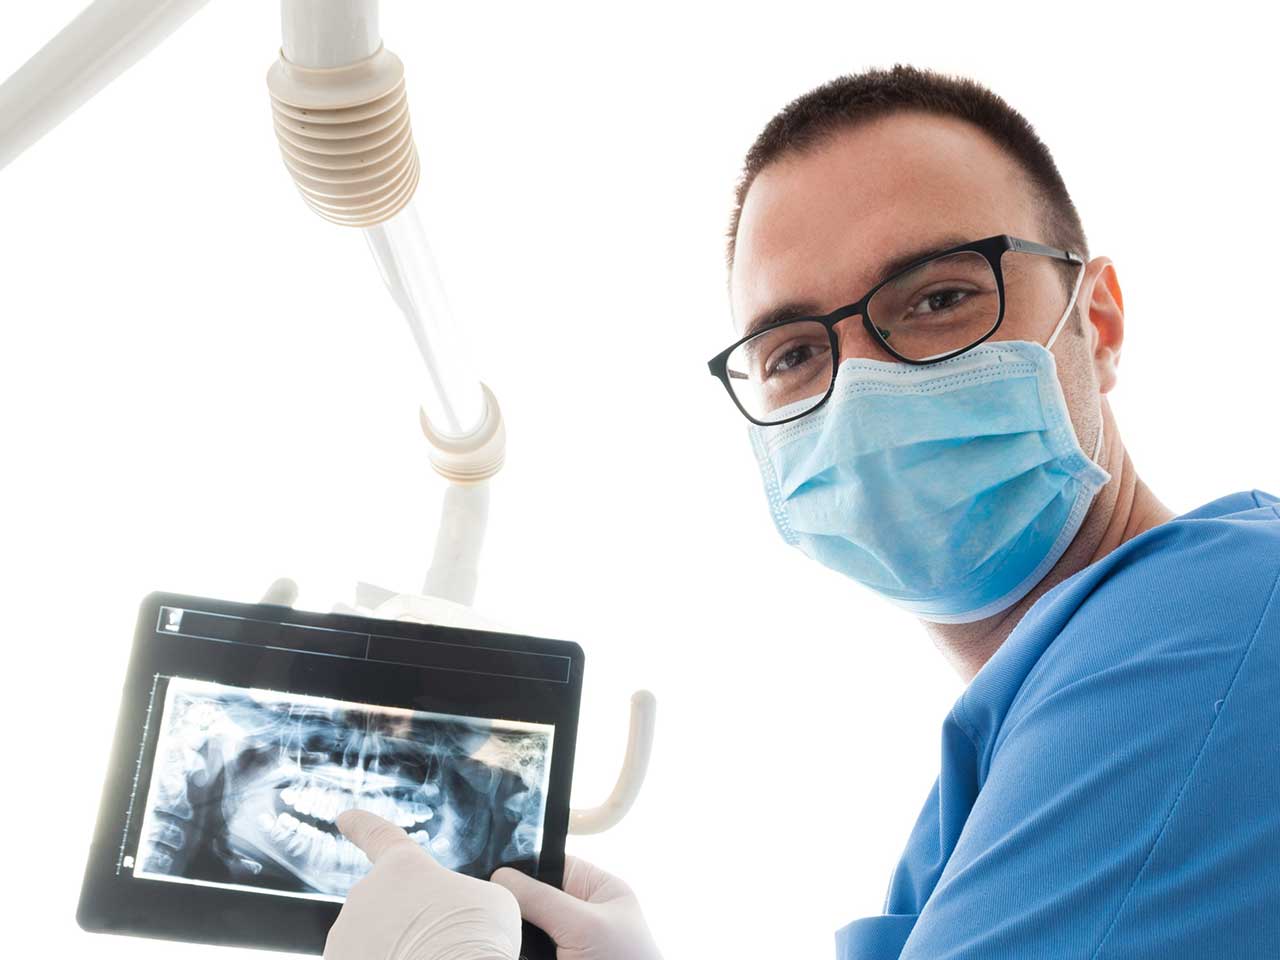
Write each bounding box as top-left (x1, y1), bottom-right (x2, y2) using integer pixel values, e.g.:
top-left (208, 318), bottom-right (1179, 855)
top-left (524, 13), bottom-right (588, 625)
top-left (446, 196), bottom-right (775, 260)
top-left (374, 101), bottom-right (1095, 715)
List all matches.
top-left (876, 234), bottom-right (974, 285)
top-left (742, 233), bottom-right (977, 339)
top-left (741, 300), bottom-right (824, 340)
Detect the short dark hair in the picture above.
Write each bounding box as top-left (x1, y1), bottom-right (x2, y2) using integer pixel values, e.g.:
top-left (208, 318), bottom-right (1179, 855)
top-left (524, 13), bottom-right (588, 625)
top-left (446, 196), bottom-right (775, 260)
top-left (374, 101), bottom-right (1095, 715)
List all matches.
top-left (726, 64), bottom-right (1088, 271)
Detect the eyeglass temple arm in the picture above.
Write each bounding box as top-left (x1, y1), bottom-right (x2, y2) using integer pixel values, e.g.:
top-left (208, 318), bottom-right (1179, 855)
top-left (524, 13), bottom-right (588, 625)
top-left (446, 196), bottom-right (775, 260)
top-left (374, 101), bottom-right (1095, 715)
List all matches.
top-left (1008, 236), bottom-right (1083, 265)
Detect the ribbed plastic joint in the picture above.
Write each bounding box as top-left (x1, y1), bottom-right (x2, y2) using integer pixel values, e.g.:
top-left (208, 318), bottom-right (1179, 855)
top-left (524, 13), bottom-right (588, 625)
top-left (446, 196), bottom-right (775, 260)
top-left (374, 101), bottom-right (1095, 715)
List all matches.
top-left (419, 383), bottom-right (507, 483)
top-left (266, 45), bottom-right (419, 227)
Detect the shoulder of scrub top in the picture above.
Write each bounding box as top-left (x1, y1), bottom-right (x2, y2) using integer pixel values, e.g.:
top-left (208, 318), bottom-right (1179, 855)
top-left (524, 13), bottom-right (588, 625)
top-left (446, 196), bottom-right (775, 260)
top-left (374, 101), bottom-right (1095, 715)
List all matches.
top-left (902, 496), bottom-right (1280, 959)
top-left (954, 487), bottom-right (1280, 783)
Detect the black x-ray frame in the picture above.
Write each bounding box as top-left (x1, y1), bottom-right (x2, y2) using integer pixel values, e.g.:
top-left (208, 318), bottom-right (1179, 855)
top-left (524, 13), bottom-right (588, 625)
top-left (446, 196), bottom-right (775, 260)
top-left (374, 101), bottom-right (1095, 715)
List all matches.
top-left (76, 591), bottom-right (584, 960)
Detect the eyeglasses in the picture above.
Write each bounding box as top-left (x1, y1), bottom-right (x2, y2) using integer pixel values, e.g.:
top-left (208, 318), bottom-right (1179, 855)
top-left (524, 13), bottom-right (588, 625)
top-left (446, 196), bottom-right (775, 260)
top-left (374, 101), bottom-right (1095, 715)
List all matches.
top-left (707, 234), bottom-right (1084, 426)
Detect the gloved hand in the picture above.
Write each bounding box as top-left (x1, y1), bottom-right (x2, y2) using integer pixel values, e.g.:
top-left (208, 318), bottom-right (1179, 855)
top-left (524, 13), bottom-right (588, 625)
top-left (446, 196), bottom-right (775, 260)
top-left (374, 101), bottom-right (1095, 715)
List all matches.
top-left (490, 857), bottom-right (662, 960)
top-left (324, 809), bottom-right (523, 960)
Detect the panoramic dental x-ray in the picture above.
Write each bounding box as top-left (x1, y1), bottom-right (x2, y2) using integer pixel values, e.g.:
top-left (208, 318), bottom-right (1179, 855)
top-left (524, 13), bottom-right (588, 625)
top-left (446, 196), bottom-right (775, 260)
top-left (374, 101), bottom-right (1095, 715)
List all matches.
top-left (135, 678), bottom-right (554, 901)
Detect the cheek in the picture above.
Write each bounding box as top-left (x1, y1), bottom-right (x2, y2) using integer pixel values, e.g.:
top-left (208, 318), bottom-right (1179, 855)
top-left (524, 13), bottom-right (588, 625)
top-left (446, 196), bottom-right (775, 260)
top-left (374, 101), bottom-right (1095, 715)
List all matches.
top-left (999, 275), bottom-right (1065, 341)
top-left (992, 247), bottom-right (1086, 341)
top-left (1051, 339), bottom-right (1105, 445)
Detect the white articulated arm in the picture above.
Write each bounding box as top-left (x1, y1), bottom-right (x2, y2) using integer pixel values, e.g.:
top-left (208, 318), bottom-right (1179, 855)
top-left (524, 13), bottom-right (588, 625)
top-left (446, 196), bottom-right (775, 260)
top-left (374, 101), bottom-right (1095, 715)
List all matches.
top-left (0, 0), bottom-right (215, 170)
top-left (281, 0), bottom-right (380, 68)
top-left (3, 0), bottom-right (658, 837)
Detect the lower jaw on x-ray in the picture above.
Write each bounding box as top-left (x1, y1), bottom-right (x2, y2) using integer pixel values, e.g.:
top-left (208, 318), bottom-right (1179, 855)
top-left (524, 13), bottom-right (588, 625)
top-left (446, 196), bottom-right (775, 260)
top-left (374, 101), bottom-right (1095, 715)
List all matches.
top-left (132, 677), bottom-right (554, 901)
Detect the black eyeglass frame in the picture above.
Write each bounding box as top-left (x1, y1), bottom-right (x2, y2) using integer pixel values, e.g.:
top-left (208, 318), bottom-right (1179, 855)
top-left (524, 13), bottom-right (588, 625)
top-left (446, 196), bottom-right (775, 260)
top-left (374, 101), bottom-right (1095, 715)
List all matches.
top-left (707, 234), bottom-right (1084, 426)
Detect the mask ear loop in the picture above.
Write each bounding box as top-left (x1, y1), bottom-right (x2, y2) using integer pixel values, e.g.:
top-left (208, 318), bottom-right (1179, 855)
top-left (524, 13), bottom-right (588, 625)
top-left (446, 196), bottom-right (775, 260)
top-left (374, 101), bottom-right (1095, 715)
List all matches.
top-left (1045, 262), bottom-right (1106, 469)
top-left (1045, 260), bottom-right (1088, 351)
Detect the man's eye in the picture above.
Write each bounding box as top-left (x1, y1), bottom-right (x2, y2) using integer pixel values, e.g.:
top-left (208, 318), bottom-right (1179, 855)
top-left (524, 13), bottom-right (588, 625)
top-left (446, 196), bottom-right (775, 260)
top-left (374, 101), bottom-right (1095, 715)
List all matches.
top-left (766, 342), bottom-right (826, 376)
top-left (911, 288), bottom-right (971, 315)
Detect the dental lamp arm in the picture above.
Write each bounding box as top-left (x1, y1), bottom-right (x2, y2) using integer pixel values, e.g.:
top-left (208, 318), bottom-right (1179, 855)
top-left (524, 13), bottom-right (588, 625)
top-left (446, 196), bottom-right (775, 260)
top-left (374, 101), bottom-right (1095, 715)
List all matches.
top-left (11, 0), bottom-right (657, 852)
top-left (423, 483), bottom-right (489, 606)
top-left (0, 0), bottom-right (215, 171)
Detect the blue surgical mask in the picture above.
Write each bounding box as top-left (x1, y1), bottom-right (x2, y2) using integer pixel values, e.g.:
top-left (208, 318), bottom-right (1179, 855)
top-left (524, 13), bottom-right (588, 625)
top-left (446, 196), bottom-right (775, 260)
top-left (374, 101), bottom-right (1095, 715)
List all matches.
top-left (747, 298), bottom-right (1111, 624)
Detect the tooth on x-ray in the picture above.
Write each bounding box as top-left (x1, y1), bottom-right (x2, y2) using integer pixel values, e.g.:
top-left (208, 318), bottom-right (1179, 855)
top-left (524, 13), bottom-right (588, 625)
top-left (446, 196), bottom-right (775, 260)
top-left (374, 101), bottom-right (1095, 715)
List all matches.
top-left (133, 677), bottom-right (554, 901)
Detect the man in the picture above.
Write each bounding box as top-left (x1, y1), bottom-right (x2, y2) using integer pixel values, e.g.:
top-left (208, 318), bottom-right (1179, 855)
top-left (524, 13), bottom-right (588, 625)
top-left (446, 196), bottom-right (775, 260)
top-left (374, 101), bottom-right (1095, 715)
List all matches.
top-left (323, 65), bottom-right (1280, 959)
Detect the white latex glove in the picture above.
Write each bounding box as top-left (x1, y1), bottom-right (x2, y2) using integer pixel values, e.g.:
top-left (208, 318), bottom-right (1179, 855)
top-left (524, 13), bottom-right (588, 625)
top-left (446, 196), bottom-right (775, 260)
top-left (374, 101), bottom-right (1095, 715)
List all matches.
top-left (324, 809), bottom-right (523, 960)
top-left (490, 857), bottom-right (662, 960)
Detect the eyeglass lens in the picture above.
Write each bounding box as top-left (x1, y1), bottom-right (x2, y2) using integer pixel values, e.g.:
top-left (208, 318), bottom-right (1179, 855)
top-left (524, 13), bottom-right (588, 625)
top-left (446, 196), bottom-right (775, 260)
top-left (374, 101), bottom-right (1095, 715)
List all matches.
top-left (725, 250), bottom-right (1001, 423)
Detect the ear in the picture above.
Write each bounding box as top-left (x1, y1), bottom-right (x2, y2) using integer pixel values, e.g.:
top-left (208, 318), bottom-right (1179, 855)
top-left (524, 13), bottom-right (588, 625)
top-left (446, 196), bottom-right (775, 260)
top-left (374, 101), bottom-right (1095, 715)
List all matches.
top-left (1082, 257), bottom-right (1124, 394)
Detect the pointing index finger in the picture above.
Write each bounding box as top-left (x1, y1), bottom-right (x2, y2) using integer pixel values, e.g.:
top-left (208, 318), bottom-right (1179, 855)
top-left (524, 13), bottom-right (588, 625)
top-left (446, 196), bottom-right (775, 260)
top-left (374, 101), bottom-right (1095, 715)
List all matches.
top-left (336, 809), bottom-right (417, 864)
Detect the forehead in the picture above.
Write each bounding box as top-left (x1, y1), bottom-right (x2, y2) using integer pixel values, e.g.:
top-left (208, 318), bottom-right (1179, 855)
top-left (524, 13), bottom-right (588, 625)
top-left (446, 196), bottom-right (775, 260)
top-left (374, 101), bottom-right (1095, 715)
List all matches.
top-left (730, 112), bottom-right (1042, 332)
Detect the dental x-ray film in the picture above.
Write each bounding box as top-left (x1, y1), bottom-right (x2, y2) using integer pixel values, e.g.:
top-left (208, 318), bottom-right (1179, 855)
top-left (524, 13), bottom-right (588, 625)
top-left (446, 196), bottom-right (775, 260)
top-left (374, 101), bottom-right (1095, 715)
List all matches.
top-left (78, 593), bottom-right (583, 958)
top-left (134, 677), bottom-right (554, 900)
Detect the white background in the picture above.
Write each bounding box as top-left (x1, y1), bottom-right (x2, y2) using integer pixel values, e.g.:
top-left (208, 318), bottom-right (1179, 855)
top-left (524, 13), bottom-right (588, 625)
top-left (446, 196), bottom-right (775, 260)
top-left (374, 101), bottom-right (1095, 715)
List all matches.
top-left (2, 2), bottom-right (1277, 957)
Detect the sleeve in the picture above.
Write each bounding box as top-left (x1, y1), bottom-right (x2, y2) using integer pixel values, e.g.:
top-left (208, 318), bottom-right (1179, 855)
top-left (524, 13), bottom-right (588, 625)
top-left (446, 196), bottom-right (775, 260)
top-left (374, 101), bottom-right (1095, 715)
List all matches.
top-left (898, 557), bottom-right (1280, 960)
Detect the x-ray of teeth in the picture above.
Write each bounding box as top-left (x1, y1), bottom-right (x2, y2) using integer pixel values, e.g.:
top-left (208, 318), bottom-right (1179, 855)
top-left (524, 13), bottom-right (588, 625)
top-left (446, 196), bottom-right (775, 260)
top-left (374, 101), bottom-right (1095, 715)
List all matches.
top-left (133, 677), bottom-right (554, 901)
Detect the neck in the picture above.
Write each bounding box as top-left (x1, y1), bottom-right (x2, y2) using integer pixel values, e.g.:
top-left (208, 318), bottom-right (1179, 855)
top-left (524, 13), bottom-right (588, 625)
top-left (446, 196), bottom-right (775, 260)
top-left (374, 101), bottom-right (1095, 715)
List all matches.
top-left (923, 400), bottom-right (1175, 683)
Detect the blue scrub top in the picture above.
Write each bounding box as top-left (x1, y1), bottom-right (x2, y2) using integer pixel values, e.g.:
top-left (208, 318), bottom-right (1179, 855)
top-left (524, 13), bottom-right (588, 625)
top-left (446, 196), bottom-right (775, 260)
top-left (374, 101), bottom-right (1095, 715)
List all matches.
top-left (837, 489), bottom-right (1280, 959)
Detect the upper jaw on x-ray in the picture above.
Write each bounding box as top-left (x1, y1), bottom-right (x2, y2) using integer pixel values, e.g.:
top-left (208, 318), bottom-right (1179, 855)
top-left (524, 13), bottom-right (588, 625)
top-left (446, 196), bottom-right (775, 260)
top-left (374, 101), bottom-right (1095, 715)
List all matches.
top-left (136, 679), bottom-right (552, 899)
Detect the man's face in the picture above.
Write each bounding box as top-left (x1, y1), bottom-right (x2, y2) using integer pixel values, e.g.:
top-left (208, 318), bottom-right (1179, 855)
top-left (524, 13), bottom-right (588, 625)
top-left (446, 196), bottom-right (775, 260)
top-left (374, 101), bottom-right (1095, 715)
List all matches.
top-left (730, 111), bottom-right (1103, 450)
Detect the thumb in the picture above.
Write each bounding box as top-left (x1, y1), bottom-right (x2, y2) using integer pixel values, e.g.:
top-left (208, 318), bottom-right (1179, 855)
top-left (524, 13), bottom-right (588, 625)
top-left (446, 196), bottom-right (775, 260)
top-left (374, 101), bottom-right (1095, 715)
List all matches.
top-left (336, 809), bottom-right (419, 865)
top-left (490, 867), bottom-right (590, 942)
